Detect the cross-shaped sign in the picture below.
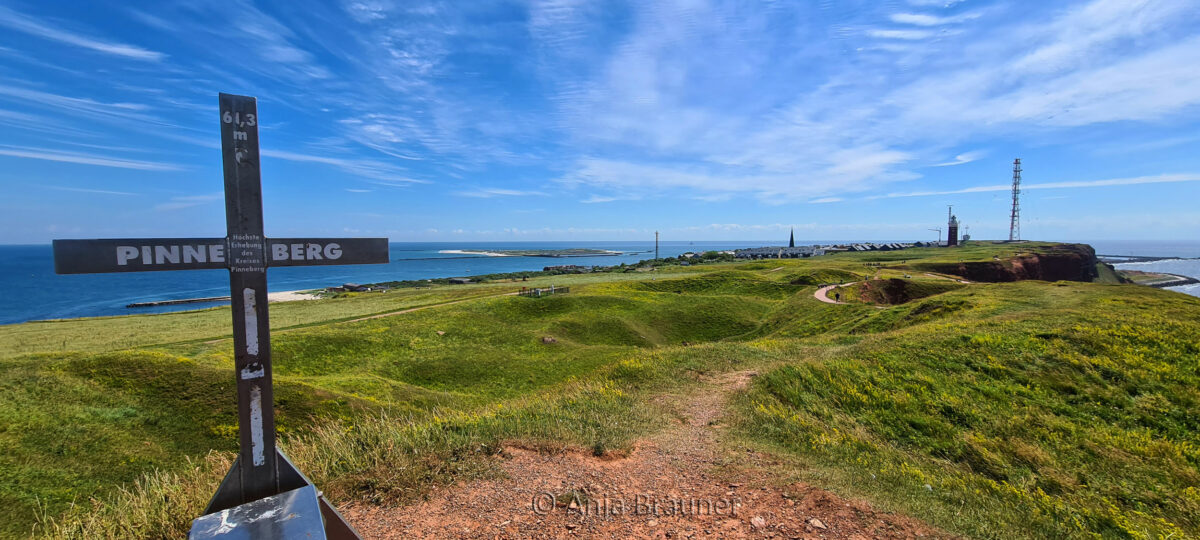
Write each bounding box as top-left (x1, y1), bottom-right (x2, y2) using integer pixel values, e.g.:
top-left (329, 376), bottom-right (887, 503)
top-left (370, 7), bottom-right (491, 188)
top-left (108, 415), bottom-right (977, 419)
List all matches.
top-left (53, 93), bottom-right (383, 538)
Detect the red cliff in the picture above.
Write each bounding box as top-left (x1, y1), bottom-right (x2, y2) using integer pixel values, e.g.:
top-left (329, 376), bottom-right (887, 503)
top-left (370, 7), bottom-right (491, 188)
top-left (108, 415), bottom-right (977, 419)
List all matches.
top-left (915, 244), bottom-right (1100, 283)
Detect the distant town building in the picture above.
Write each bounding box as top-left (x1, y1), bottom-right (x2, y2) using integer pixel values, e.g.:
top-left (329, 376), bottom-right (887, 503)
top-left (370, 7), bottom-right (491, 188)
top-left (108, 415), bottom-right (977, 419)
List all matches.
top-left (789, 228), bottom-right (795, 248)
top-left (734, 246), bottom-right (822, 259)
top-left (544, 265), bottom-right (592, 273)
top-left (734, 242), bottom-right (913, 259)
top-left (448, 277), bottom-right (472, 284)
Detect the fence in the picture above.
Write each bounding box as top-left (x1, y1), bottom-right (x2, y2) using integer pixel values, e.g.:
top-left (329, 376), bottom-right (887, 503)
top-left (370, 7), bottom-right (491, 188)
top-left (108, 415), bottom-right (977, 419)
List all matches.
top-left (517, 286), bottom-right (570, 298)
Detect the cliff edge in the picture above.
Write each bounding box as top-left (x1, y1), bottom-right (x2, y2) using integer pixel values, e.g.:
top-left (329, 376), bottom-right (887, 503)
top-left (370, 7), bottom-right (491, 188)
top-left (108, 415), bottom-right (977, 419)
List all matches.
top-left (912, 243), bottom-right (1102, 283)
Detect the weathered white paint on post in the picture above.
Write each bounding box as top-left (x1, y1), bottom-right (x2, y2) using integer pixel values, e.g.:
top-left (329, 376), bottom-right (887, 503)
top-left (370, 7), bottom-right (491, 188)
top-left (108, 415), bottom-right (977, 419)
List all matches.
top-left (243, 288), bottom-right (258, 356)
top-left (248, 386), bottom-right (265, 466)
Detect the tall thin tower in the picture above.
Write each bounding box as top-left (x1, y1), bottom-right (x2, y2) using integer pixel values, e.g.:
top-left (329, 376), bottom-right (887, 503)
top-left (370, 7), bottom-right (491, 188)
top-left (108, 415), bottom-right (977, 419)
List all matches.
top-left (655, 231), bottom-right (659, 260)
top-left (1009, 158), bottom-right (1022, 242)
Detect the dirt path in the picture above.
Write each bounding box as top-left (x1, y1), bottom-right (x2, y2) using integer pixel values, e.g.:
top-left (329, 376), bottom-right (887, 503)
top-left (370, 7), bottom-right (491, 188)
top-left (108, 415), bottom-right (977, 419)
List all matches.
top-left (345, 291), bottom-right (518, 323)
top-left (814, 284), bottom-right (854, 305)
top-left (344, 371), bottom-right (949, 539)
top-left (922, 273), bottom-right (971, 284)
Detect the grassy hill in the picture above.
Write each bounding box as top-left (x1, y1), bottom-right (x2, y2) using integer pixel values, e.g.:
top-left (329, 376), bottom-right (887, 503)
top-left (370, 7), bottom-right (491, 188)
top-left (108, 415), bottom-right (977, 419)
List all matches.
top-left (1, 242), bottom-right (1197, 538)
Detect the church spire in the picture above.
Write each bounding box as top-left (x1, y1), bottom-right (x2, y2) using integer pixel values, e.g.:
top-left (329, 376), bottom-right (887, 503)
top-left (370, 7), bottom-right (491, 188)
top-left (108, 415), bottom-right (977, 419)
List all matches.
top-left (789, 228), bottom-right (795, 248)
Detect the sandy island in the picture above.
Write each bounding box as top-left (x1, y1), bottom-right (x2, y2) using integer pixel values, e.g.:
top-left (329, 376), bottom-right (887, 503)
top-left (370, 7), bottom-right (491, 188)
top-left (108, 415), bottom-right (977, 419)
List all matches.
top-left (438, 249), bottom-right (512, 257)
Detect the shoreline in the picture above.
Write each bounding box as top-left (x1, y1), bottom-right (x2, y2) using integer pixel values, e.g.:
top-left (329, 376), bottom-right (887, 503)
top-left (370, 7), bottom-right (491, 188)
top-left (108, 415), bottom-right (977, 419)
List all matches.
top-left (1122, 272), bottom-right (1200, 289)
top-left (125, 289), bottom-right (320, 309)
top-left (437, 249), bottom-right (627, 258)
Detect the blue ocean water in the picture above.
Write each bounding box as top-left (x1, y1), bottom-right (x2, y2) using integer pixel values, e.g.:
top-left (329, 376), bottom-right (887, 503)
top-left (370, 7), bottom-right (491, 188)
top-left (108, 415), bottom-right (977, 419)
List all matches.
top-left (1088, 240), bottom-right (1200, 299)
top-left (2, 240), bottom-right (1197, 325)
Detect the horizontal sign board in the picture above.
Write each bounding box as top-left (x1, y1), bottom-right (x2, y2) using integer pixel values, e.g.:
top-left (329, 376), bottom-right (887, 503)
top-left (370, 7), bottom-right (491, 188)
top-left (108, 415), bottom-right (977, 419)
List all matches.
top-left (53, 237), bottom-right (390, 274)
top-left (264, 238), bottom-right (389, 267)
top-left (54, 238), bottom-right (229, 274)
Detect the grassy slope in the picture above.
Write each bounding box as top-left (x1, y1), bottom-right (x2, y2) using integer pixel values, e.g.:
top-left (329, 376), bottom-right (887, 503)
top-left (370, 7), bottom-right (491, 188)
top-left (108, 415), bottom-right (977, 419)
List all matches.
top-left (742, 282), bottom-right (1200, 538)
top-left (1, 242), bottom-right (1197, 538)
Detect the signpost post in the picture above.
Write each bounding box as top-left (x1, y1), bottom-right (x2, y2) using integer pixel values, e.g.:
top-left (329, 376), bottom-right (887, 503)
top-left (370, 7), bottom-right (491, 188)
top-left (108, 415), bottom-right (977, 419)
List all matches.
top-left (52, 93), bottom-right (386, 539)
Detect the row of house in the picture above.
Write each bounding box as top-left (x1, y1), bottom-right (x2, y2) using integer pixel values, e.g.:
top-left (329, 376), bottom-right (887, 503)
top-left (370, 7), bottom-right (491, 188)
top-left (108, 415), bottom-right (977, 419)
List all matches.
top-left (734, 246), bottom-right (826, 259)
top-left (543, 265), bottom-right (593, 273)
top-left (328, 282), bottom-right (389, 293)
top-left (734, 241), bottom-right (921, 259)
top-left (837, 242), bottom-right (913, 252)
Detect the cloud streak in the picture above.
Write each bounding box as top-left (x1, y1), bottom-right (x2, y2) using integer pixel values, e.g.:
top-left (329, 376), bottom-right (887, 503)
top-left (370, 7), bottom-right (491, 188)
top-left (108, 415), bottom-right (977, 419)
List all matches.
top-left (871, 173), bottom-right (1200, 199)
top-left (454, 188), bottom-right (549, 198)
top-left (261, 149), bottom-right (428, 185)
top-left (154, 193), bottom-right (223, 212)
top-left (0, 145), bottom-right (182, 171)
top-left (933, 151), bottom-right (986, 167)
top-left (46, 185), bottom-right (139, 196)
top-left (0, 6), bottom-right (164, 61)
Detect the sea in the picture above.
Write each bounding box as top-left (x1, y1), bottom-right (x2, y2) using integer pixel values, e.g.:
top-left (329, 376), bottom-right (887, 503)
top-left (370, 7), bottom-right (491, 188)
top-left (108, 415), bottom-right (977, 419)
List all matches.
top-left (1092, 240), bottom-right (1200, 299)
top-left (1, 239), bottom-right (1196, 325)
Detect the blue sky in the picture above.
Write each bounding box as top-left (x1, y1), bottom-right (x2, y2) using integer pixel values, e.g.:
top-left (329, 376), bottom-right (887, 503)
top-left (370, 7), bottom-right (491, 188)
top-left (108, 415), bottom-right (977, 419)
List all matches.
top-left (1, 0), bottom-right (1198, 244)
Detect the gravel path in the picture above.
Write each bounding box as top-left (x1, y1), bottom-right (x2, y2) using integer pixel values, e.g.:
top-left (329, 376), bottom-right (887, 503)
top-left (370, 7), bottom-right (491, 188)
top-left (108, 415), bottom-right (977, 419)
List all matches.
top-left (344, 371), bottom-right (951, 539)
top-left (814, 284), bottom-right (855, 305)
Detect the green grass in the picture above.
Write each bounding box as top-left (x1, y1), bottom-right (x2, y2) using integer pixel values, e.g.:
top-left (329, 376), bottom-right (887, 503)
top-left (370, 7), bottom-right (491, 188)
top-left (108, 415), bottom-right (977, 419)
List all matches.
top-left (1093, 262), bottom-right (1126, 284)
top-left (739, 282), bottom-right (1200, 539)
top-left (2, 242), bottom-right (1197, 539)
top-left (0, 265), bottom-right (743, 536)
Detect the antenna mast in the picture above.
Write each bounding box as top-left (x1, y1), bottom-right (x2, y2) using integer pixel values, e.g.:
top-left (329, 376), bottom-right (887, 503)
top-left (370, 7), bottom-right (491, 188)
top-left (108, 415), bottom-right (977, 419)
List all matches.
top-left (1009, 158), bottom-right (1021, 241)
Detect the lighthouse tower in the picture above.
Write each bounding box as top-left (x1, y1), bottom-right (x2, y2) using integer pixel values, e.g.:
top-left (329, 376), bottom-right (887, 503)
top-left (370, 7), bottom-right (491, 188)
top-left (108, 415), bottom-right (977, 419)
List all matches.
top-left (947, 210), bottom-right (959, 247)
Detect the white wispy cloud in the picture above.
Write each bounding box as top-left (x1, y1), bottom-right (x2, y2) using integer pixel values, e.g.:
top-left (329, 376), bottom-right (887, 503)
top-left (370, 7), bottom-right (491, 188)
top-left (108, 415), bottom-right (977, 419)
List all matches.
top-left (1011, 0), bottom-right (1186, 75)
top-left (0, 85), bottom-right (166, 127)
top-left (0, 6), bottom-right (164, 61)
top-left (454, 188), bottom-right (548, 198)
top-left (868, 29), bottom-right (935, 40)
top-left (0, 145), bottom-right (181, 171)
top-left (154, 192), bottom-right (223, 212)
top-left (907, 0), bottom-right (966, 6)
top-left (46, 185), bottom-right (139, 196)
top-left (260, 149), bottom-right (427, 185)
top-left (933, 151), bottom-right (986, 167)
top-left (890, 12), bottom-right (980, 26)
top-left (871, 173), bottom-right (1200, 199)
top-left (534, 0), bottom-right (1200, 204)
top-left (673, 222), bottom-right (930, 233)
top-left (0, 108), bottom-right (95, 138)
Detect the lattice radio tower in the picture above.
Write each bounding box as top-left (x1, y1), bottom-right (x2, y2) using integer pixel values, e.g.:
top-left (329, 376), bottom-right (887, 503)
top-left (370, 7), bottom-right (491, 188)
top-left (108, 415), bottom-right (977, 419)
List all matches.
top-left (1009, 158), bottom-right (1022, 241)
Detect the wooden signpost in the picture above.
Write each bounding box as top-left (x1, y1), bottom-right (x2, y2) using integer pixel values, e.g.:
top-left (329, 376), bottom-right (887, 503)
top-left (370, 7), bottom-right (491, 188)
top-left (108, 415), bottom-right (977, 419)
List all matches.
top-left (53, 93), bottom-right (385, 539)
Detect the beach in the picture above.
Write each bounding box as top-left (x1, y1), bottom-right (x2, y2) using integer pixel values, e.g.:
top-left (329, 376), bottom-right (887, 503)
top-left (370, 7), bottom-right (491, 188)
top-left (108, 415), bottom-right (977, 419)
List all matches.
top-left (267, 290), bottom-right (320, 302)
